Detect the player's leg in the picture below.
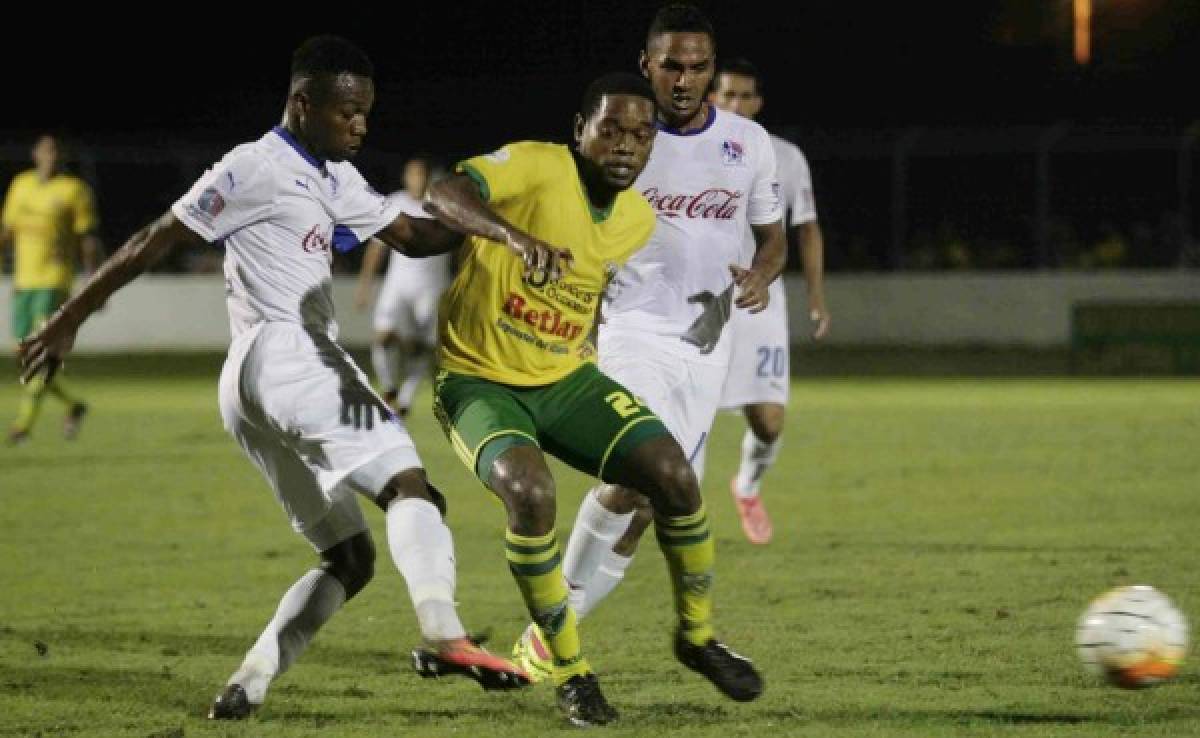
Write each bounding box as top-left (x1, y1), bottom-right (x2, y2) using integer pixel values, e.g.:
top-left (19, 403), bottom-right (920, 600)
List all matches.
top-left (210, 417), bottom-right (372, 719)
top-left (394, 292), bottom-right (437, 415)
top-left (731, 401), bottom-right (785, 543)
top-left (721, 298), bottom-right (790, 543)
top-left (9, 289), bottom-right (82, 444)
top-left (434, 370), bottom-right (614, 726)
top-left (369, 329), bottom-right (402, 409)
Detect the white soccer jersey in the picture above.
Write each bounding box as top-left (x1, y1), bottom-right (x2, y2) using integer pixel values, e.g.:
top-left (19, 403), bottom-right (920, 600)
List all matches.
top-left (772, 134), bottom-right (817, 228)
top-left (379, 191), bottom-right (451, 298)
top-left (603, 106), bottom-right (782, 364)
top-left (173, 127), bottom-right (406, 341)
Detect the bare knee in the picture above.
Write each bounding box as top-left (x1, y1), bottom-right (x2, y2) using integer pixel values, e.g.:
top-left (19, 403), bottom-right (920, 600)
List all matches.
top-left (321, 532), bottom-right (376, 599)
top-left (745, 403), bottom-right (785, 444)
top-left (489, 453), bottom-right (557, 535)
top-left (374, 468), bottom-right (445, 515)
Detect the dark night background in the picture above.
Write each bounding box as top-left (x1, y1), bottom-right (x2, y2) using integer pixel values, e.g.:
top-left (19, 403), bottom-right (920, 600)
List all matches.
top-left (4, 0), bottom-right (1199, 270)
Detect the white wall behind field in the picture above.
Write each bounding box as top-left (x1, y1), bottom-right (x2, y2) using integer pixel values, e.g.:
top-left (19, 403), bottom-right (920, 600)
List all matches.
top-left (2, 271), bottom-right (1197, 352)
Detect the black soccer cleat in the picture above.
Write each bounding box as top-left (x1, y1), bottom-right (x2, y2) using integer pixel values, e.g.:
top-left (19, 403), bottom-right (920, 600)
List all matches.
top-left (556, 673), bottom-right (618, 728)
top-left (411, 638), bottom-right (531, 691)
top-left (674, 632), bottom-right (764, 702)
top-left (207, 683), bottom-right (257, 720)
top-left (63, 402), bottom-right (88, 440)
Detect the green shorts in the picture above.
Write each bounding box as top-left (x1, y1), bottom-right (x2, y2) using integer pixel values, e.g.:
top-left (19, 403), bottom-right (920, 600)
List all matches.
top-left (12, 288), bottom-right (67, 341)
top-left (433, 363), bottom-right (670, 486)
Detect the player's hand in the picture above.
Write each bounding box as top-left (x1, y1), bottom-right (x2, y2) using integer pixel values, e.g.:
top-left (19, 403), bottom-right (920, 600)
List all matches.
top-left (505, 232), bottom-right (573, 286)
top-left (729, 264), bottom-right (771, 313)
top-left (808, 297), bottom-right (831, 341)
top-left (18, 307), bottom-right (81, 385)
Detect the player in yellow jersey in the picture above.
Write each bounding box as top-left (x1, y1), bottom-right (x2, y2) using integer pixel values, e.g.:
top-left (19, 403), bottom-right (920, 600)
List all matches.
top-left (425, 72), bottom-right (763, 728)
top-left (1, 134), bottom-right (101, 445)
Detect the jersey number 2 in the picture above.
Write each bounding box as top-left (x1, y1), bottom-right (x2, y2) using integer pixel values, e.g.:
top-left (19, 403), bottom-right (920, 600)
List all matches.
top-left (605, 391), bottom-right (641, 418)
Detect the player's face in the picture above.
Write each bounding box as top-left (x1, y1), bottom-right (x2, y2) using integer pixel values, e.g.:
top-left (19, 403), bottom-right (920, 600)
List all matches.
top-left (641, 32), bottom-right (715, 128)
top-left (305, 73), bottom-right (375, 162)
top-left (403, 159), bottom-right (430, 197)
top-left (576, 94), bottom-right (657, 190)
top-left (710, 73), bottom-right (762, 119)
top-left (32, 136), bottom-right (60, 175)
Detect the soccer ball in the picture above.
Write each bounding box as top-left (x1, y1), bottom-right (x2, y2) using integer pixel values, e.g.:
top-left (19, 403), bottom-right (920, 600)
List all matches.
top-left (1075, 585), bottom-right (1188, 688)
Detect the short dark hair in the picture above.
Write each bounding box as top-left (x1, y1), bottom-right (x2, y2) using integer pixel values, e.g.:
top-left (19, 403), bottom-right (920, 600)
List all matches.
top-left (580, 72), bottom-right (657, 120)
top-left (291, 35), bottom-right (374, 80)
top-left (646, 3), bottom-right (716, 48)
top-left (716, 57), bottom-right (762, 93)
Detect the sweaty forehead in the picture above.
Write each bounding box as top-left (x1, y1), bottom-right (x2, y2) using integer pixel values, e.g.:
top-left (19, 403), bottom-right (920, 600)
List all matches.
top-left (313, 73), bottom-right (375, 105)
top-left (648, 32), bottom-right (714, 62)
top-left (594, 94), bottom-right (656, 125)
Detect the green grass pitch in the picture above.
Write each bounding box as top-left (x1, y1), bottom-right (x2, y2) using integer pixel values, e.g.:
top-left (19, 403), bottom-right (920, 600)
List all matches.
top-left (1, 359), bottom-right (1198, 737)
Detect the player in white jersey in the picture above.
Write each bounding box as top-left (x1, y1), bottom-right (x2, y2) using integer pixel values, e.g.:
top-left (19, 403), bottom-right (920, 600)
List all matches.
top-left (511, 5), bottom-right (786, 670)
top-left (709, 58), bottom-right (831, 544)
top-left (355, 155), bottom-right (451, 417)
top-left (17, 36), bottom-right (529, 720)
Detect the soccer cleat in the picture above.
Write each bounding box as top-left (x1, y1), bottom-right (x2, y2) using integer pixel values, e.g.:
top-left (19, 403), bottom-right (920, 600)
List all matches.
top-left (412, 637), bottom-right (530, 690)
top-left (674, 631), bottom-right (763, 702)
top-left (729, 479), bottom-right (773, 544)
top-left (5, 428), bottom-right (30, 447)
top-left (511, 623), bottom-right (553, 684)
top-left (207, 683), bottom-right (258, 720)
top-left (63, 402), bottom-right (88, 441)
top-left (556, 672), bottom-right (618, 727)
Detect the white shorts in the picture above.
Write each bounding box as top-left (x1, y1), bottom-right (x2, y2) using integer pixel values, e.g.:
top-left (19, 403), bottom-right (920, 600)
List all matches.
top-left (219, 322), bottom-right (422, 551)
top-left (720, 284), bottom-right (789, 410)
top-left (598, 327), bottom-right (729, 481)
top-left (373, 287), bottom-right (440, 343)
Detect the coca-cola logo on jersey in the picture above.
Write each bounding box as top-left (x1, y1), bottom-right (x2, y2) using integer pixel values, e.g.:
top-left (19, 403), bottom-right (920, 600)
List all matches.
top-left (642, 188), bottom-right (743, 220)
top-left (301, 224), bottom-right (331, 254)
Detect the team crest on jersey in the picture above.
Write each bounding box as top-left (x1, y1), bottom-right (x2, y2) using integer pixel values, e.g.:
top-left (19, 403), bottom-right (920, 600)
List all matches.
top-left (197, 187), bottom-right (226, 217)
top-left (721, 139), bottom-right (746, 166)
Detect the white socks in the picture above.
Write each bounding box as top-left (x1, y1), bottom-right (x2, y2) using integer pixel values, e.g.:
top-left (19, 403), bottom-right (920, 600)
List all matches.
top-left (386, 497), bottom-right (466, 642)
top-left (733, 430), bottom-right (782, 498)
top-left (371, 342), bottom-right (399, 395)
top-left (562, 488), bottom-right (635, 621)
top-left (236, 568), bottom-right (347, 703)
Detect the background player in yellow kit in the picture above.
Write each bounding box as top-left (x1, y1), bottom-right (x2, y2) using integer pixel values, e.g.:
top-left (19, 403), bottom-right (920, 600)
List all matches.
top-left (2, 133), bottom-right (101, 445)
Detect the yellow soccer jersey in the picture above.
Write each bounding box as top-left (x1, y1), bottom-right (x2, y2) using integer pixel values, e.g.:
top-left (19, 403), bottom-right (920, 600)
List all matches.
top-left (439, 142), bottom-right (656, 387)
top-left (1, 170), bottom-right (98, 290)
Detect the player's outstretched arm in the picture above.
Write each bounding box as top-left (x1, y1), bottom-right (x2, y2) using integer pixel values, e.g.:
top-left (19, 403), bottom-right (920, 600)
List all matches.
top-left (796, 221), bottom-right (830, 340)
top-left (424, 174), bottom-right (571, 282)
top-left (731, 219), bottom-right (787, 313)
top-left (18, 211), bottom-right (203, 383)
top-left (375, 211), bottom-right (464, 259)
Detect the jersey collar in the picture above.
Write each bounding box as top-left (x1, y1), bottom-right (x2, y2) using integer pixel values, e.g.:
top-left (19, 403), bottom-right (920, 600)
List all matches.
top-left (655, 104), bottom-right (717, 137)
top-left (272, 126), bottom-right (325, 170)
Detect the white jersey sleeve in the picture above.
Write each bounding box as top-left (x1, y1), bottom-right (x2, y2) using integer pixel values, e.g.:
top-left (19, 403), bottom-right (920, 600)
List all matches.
top-left (327, 165), bottom-right (408, 250)
top-left (747, 127), bottom-right (783, 226)
top-left (173, 147), bottom-right (278, 243)
top-left (770, 134), bottom-right (817, 227)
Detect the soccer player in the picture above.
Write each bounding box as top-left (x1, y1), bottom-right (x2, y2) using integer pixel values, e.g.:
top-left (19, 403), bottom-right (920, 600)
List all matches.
top-left (709, 57), bottom-right (831, 544)
top-left (18, 35), bottom-right (527, 720)
top-left (424, 70), bottom-right (762, 727)
top-left (354, 155), bottom-right (451, 417)
top-left (2, 133), bottom-right (100, 445)
top-left (517, 3), bottom-right (786, 673)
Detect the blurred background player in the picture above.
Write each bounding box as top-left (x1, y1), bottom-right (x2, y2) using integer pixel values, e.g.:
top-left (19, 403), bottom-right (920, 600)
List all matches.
top-left (355, 155), bottom-right (451, 417)
top-left (1, 133), bottom-right (101, 446)
top-left (709, 57), bottom-right (831, 544)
